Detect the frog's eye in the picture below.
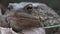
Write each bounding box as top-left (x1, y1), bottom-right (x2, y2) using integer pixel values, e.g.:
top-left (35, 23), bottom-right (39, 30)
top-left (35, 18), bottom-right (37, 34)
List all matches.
top-left (25, 4), bottom-right (33, 10)
top-left (24, 4), bottom-right (33, 14)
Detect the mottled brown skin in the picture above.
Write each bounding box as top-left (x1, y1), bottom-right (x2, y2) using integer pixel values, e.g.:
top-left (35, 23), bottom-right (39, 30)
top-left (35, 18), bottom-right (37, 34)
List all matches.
top-left (5, 3), bottom-right (42, 32)
top-left (7, 12), bottom-right (40, 32)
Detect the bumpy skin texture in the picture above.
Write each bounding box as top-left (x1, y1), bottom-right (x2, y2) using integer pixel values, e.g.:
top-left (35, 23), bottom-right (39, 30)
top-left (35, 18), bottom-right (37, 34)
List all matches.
top-left (6, 2), bottom-right (60, 32)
